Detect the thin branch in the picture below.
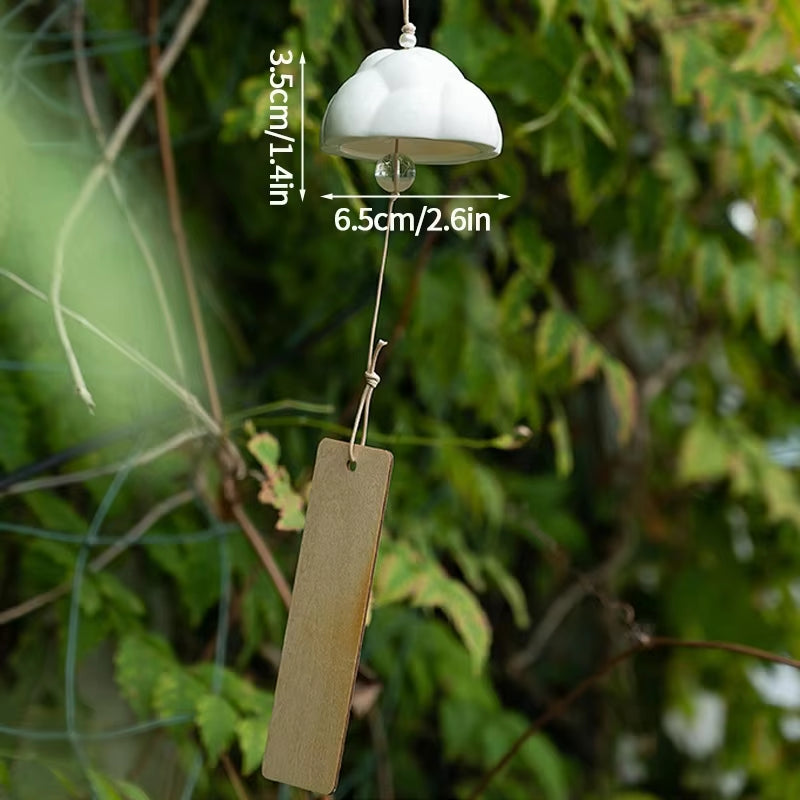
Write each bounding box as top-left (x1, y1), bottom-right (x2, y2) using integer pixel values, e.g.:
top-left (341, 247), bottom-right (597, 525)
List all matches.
top-left (508, 534), bottom-right (632, 673)
top-left (367, 707), bottom-right (395, 800)
top-left (221, 754), bottom-right (251, 800)
top-left (146, 4), bottom-right (286, 622)
top-left (642, 349), bottom-right (698, 403)
top-left (72, 0), bottom-right (188, 388)
top-left (0, 584), bottom-right (68, 627)
top-left (89, 488), bottom-right (195, 572)
top-left (148, 0), bottom-right (222, 425)
top-left (1, 430), bottom-right (202, 496)
top-left (231, 503), bottom-right (292, 609)
top-left (0, 269), bottom-right (219, 434)
top-left (470, 636), bottom-right (800, 799)
top-left (50, 0), bottom-right (209, 411)
top-left (0, 489), bottom-right (195, 626)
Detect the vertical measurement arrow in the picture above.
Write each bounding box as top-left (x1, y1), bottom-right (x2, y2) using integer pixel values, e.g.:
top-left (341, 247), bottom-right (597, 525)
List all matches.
top-left (299, 52), bottom-right (306, 201)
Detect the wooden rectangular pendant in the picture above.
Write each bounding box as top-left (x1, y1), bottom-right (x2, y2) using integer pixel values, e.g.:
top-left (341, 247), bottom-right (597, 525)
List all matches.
top-left (262, 438), bottom-right (393, 795)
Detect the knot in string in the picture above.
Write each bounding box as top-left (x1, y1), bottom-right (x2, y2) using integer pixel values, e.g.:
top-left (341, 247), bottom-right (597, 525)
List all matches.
top-left (401, 22), bottom-right (416, 34)
top-left (364, 369), bottom-right (381, 389)
top-left (349, 340), bottom-right (388, 464)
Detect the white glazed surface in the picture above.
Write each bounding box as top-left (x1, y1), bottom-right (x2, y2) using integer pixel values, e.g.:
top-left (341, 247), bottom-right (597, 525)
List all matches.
top-left (320, 47), bottom-right (502, 165)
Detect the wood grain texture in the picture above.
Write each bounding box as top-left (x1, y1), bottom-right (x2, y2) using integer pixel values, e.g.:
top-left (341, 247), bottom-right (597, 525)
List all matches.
top-left (262, 438), bottom-right (393, 795)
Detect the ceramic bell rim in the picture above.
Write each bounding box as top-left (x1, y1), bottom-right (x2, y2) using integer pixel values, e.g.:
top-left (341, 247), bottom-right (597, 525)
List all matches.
top-left (320, 46), bottom-right (502, 166)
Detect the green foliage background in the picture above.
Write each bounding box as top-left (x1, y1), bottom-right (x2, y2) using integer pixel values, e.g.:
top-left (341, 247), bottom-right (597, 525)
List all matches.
top-left (2, 1), bottom-right (800, 798)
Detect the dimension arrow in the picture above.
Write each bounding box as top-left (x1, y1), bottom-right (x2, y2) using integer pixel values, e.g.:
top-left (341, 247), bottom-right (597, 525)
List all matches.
top-left (321, 193), bottom-right (510, 200)
top-left (299, 52), bottom-right (306, 201)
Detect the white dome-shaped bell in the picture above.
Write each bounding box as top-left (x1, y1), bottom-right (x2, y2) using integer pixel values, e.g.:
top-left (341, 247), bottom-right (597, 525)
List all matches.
top-left (320, 47), bottom-right (502, 166)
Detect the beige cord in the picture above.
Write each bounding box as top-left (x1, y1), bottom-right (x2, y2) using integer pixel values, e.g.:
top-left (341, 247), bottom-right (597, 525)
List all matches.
top-left (348, 141), bottom-right (402, 464)
top-left (401, 0), bottom-right (415, 37)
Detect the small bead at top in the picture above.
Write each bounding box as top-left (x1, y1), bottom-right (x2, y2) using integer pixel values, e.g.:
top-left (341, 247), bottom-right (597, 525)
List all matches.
top-left (400, 21), bottom-right (416, 48)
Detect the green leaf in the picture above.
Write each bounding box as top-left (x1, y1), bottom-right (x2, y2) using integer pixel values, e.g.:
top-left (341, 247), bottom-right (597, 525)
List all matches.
top-left (548, 402), bottom-right (573, 477)
top-left (510, 221), bottom-right (554, 286)
top-left (605, 0), bottom-right (631, 41)
top-left (247, 430), bottom-right (281, 469)
top-left (0, 371), bottom-right (29, 470)
top-left (734, 22), bottom-right (789, 74)
top-left (236, 715), bottom-right (271, 775)
top-left (724, 261), bottom-right (759, 326)
top-left (291, 0), bottom-right (346, 58)
top-left (518, 732), bottom-right (569, 800)
top-left (117, 781), bottom-right (153, 800)
top-left (96, 572), bottom-right (146, 618)
top-left (786, 295), bottom-right (800, 360)
top-left (654, 148), bottom-right (698, 201)
top-left (153, 670), bottom-right (206, 718)
top-left (664, 31), bottom-right (719, 104)
top-left (759, 462), bottom-right (800, 529)
top-left (79, 575), bottom-right (103, 617)
top-left (115, 633), bottom-right (177, 716)
top-left (195, 694), bottom-right (238, 766)
top-left (374, 540), bottom-right (491, 672)
top-left (147, 540), bottom-right (221, 626)
top-left (571, 329), bottom-right (604, 383)
top-left (248, 429), bottom-right (306, 530)
top-left (89, 772), bottom-right (123, 800)
top-left (23, 492), bottom-right (87, 534)
top-left (777, 0), bottom-right (800, 48)
top-left (692, 239), bottom-right (729, 302)
top-left (570, 94), bottom-right (616, 148)
top-left (483, 556), bottom-right (530, 628)
top-left (540, 0), bottom-right (559, 26)
top-left (755, 280), bottom-right (790, 344)
top-left (374, 541), bottom-right (423, 606)
top-left (603, 359), bottom-right (637, 445)
top-left (536, 309), bottom-right (577, 373)
top-left (677, 419), bottom-right (730, 484)
top-left (191, 665), bottom-right (274, 716)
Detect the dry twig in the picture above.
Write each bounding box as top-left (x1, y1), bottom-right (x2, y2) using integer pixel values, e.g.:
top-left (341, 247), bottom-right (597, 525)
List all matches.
top-left (471, 636), bottom-right (800, 799)
top-left (71, 0), bottom-right (188, 388)
top-left (0, 489), bottom-right (195, 626)
top-left (50, 0), bottom-right (210, 412)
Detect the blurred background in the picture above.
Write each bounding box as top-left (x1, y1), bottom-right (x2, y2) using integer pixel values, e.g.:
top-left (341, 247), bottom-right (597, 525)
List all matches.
top-left (2, 1), bottom-right (800, 798)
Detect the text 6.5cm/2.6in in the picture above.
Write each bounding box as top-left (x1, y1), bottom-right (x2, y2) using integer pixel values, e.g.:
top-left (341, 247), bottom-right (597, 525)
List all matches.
top-left (333, 206), bottom-right (491, 235)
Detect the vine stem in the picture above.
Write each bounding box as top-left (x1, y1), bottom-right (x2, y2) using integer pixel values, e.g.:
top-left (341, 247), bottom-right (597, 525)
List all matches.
top-left (147, 0), bottom-right (291, 610)
top-left (50, 0), bottom-right (210, 412)
top-left (147, 0), bottom-right (221, 425)
top-left (469, 635), bottom-right (800, 799)
top-left (72, 0), bottom-right (188, 390)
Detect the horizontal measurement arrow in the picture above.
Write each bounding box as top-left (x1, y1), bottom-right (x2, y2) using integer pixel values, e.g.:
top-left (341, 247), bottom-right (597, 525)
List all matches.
top-left (321, 193), bottom-right (510, 200)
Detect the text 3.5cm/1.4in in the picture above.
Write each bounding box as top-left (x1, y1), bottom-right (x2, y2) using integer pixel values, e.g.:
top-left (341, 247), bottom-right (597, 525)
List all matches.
top-left (266, 48), bottom-right (295, 206)
top-left (334, 205), bottom-right (491, 235)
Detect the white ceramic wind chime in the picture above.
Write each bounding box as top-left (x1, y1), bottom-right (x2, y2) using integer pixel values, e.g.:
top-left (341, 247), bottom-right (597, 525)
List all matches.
top-left (262, 2), bottom-right (502, 794)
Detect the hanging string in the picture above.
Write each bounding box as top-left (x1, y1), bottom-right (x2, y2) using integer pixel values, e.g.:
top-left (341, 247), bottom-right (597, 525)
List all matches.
top-left (348, 140), bottom-right (401, 465)
top-left (402, 0), bottom-right (410, 26)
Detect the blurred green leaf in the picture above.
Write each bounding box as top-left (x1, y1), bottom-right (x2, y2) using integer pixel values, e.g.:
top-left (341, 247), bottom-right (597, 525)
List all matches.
top-left (375, 539), bottom-right (491, 672)
top-left (755, 280), bottom-right (791, 344)
top-left (677, 419), bottom-right (730, 484)
top-left (536, 309), bottom-right (577, 373)
top-left (195, 694), bottom-right (238, 766)
top-left (603, 358), bottom-right (637, 445)
top-left (236, 715), bottom-right (270, 775)
top-left (724, 261), bottom-right (759, 326)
